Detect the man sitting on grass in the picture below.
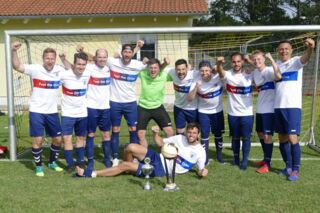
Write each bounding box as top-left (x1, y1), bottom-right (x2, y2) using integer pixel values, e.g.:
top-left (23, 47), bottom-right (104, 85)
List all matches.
top-left (75, 123), bottom-right (208, 178)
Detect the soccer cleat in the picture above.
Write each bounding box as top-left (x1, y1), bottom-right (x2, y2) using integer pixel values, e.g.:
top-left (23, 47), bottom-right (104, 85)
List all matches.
top-left (288, 171), bottom-right (299, 181)
top-left (278, 168), bottom-right (292, 176)
top-left (64, 165), bottom-right (75, 174)
top-left (48, 162), bottom-right (63, 172)
top-left (112, 158), bottom-right (120, 167)
top-left (36, 166), bottom-right (44, 177)
top-left (254, 160), bottom-right (265, 167)
top-left (256, 164), bottom-right (269, 174)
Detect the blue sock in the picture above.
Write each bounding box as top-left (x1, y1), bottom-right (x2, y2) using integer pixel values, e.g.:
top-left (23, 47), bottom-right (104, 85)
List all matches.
top-left (264, 143), bottom-right (273, 166)
top-left (32, 147), bottom-right (43, 167)
top-left (129, 131), bottom-right (138, 144)
top-left (64, 150), bottom-right (74, 167)
top-left (259, 138), bottom-right (266, 160)
top-left (102, 140), bottom-right (112, 168)
top-left (291, 143), bottom-right (301, 172)
top-left (201, 138), bottom-right (209, 165)
top-left (280, 142), bottom-right (292, 170)
top-left (231, 138), bottom-right (240, 165)
top-left (85, 137), bottom-right (95, 168)
top-left (111, 132), bottom-right (120, 159)
top-left (241, 138), bottom-right (251, 170)
top-left (75, 147), bottom-right (85, 165)
top-left (49, 144), bottom-right (60, 164)
top-left (279, 143), bottom-right (287, 162)
top-left (214, 136), bottom-right (223, 162)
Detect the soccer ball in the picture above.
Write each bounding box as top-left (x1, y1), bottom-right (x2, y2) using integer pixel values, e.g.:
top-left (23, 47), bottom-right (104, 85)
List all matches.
top-left (161, 143), bottom-right (178, 159)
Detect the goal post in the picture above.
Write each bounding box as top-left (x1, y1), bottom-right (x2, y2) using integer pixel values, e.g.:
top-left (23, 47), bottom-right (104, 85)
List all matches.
top-left (4, 26), bottom-right (320, 161)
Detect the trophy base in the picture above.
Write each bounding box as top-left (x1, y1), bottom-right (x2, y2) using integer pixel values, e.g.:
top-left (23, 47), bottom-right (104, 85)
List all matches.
top-left (164, 183), bottom-right (179, 192)
top-left (143, 184), bottom-right (152, 191)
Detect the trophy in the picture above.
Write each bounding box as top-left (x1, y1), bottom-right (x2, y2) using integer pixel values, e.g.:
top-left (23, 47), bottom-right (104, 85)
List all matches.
top-left (141, 157), bottom-right (154, 190)
top-left (161, 143), bottom-right (179, 192)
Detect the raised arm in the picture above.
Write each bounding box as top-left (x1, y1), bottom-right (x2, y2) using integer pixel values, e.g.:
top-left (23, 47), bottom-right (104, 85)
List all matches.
top-left (151, 126), bottom-right (164, 147)
top-left (187, 80), bottom-right (200, 102)
top-left (133, 40), bottom-right (144, 55)
top-left (300, 38), bottom-right (315, 64)
top-left (59, 52), bottom-right (73, 69)
top-left (11, 42), bottom-right (25, 73)
top-left (265, 52), bottom-right (282, 81)
top-left (216, 56), bottom-right (226, 78)
top-left (76, 45), bottom-right (95, 63)
top-left (160, 57), bottom-right (170, 70)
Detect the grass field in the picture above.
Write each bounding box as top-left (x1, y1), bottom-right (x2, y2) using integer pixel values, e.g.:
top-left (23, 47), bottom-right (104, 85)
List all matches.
top-left (1, 112), bottom-right (320, 212)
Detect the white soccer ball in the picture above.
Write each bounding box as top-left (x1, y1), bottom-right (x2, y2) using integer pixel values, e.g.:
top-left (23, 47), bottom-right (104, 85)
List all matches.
top-left (161, 143), bottom-right (178, 159)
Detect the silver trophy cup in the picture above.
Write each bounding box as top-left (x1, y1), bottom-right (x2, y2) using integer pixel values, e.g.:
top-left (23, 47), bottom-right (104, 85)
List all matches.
top-left (163, 157), bottom-right (179, 192)
top-left (141, 157), bottom-right (154, 190)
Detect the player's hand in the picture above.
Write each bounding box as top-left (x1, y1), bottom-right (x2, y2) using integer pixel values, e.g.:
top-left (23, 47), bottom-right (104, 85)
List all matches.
top-left (12, 41), bottom-right (22, 51)
top-left (76, 45), bottom-right (84, 53)
top-left (136, 40), bottom-right (144, 48)
top-left (199, 168), bottom-right (208, 177)
top-left (163, 57), bottom-right (170, 65)
top-left (243, 54), bottom-right (251, 62)
top-left (305, 38), bottom-right (315, 49)
top-left (59, 52), bottom-right (66, 60)
top-left (142, 57), bottom-right (149, 64)
top-left (195, 80), bottom-right (201, 88)
top-left (216, 56), bottom-right (225, 65)
top-left (265, 52), bottom-right (272, 60)
top-left (151, 126), bottom-right (160, 134)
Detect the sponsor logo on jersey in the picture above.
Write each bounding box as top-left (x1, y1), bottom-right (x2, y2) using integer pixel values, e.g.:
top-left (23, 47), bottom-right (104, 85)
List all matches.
top-left (110, 70), bottom-right (138, 82)
top-left (226, 84), bottom-right (252, 94)
top-left (197, 87), bottom-right (223, 99)
top-left (33, 79), bottom-right (60, 89)
top-left (257, 81), bottom-right (275, 92)
top-left (276, 71), bottom-right (298, 82)
top-left (173, 84), bottom-right (190, 93)
top-left (88, 76), bottom-right (111, 86)
top-left (62, 86), bottom-right (86, 96)
top-left (176, 155), bottom-right (195, 170)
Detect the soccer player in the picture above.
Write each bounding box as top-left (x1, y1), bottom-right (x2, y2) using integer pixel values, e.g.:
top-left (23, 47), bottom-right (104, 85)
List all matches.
top-left (275, 38), bottom-right (315, 181)
top-left (108, 42), bottom-right (146, 166)
top-left (137, 58), bottom-right (174, 147)
top-left (75, 123), bottom-right (208, 178)
top-left (251, 51), bottom-right (282, 174)
top-left (188, 60), bottom-right (225, 164)
top-left (167, 59), bottom-right (198, 135)
top-left (216, 53), bottom-right (260, 170)
top-left (60, 52), bottom-right (91, 173)
top-left (12, 41), bottom-right (63, 176)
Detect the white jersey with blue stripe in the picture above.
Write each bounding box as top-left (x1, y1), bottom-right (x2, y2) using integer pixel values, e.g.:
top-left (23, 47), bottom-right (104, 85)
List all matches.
top-left (60, 69), bottom-right (91, 118)
top-left (253, 66), bottom-right (276, 114)
top-left (168, 68), bottom-right (197, 110)
top-left (86, 63), bottom-right (111, 109)
top-left (161, 135), bottom-right (206, 174)
top-left (224, 70), bottom-right (254, 116)
top-left (24, 64), bottom-right (64, 114)
top-left (194, 72), bottom-right (223, 114)
top-left (274, 56), bottom-right (304, 109)
top-left (108, 57), bottom-right (146, 103)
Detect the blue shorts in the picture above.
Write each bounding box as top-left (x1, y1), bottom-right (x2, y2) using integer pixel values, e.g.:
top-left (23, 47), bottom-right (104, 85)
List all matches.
top-left (29, 112), bottom-right (62, 137)
top-left (228, 114), bottom-right (253, 138)
top-left (135, 149), bottom-right (165, 177)
top-left (256, 113), bottom-right (274, 135)
top-left (275, 108), bottom-right (301, 135)
top-left (198, 110), bottom-right (225, 138)
top-left (110, 101), bottom-right (137, 127)
top-left (174, 106), bottom-right (197, 129)
top-left (87, 108), bottom-right (111, 133)
top-left (61, 116), bottom-right (88, 136)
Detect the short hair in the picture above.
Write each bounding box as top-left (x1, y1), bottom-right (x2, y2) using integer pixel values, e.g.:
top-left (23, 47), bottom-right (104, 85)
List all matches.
top-left (278, 40), bottom-right (292, 47)
top-left (230, 52), bottom-right (244, 60)
top-left (95, 48), bottom-right (108, 57)
top-left (147, 58), bottom-right (161, 67)
top-left (121, 44), bottom-right (134, 52)
top-left (42, 48), bottom-right (56, 58)
top-left (198, 60), bottom-right (212, 69)
top-left (251, 50), bottom-right (265, 56)
top-left (73, 52), bottom-right (88, 64)
top-left (186, 122), bottom-right (201, 133)
top-left (175, 59), bottom-right (188, 67)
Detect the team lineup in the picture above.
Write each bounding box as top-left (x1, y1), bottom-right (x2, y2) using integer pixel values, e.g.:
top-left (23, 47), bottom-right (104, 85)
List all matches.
top-left (11, 37), bottom-right (315, 182)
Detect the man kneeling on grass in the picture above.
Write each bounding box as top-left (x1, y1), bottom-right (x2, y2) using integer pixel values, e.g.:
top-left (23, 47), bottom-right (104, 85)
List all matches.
top-left (76, 123), bottom-right (208, 178)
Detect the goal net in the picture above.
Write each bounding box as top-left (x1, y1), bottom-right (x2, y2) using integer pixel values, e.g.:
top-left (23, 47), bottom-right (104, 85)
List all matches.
top-left (4, 27), bottom-right (320, 160)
